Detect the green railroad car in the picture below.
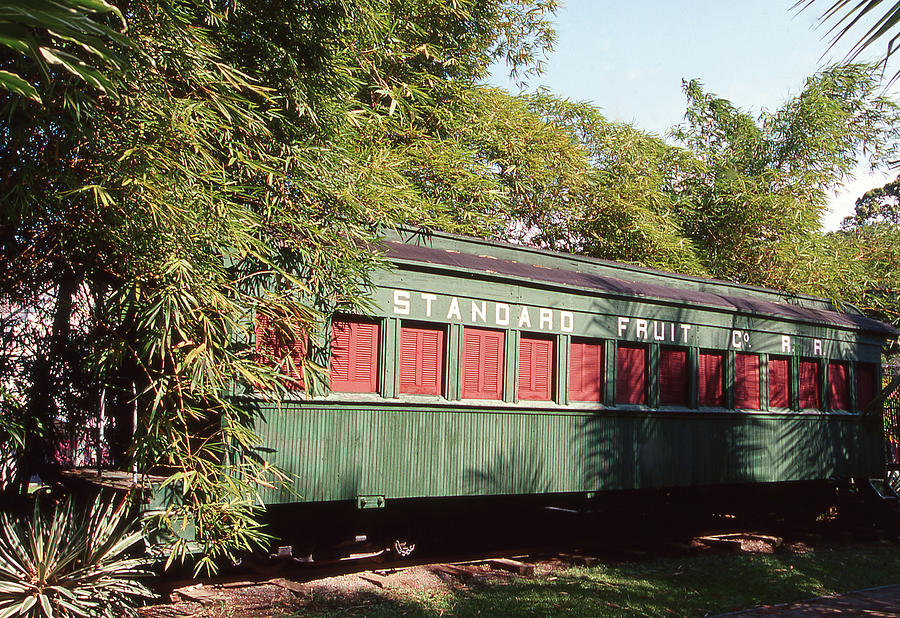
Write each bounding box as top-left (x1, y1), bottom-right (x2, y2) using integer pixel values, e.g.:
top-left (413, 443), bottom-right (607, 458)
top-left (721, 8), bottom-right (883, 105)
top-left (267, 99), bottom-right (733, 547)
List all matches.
top-left (249, 227), bottom-right (897, 551)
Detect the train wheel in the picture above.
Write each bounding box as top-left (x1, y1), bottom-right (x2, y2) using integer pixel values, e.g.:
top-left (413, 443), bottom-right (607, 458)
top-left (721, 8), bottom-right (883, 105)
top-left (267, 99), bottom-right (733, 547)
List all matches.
top-left (390, 538), bottom-right (417, 558)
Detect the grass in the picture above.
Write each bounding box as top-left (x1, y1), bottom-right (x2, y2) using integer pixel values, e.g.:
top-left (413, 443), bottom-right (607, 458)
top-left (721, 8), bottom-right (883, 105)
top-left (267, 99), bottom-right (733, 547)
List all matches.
top-left (297, 543), bottom-right (900, 617)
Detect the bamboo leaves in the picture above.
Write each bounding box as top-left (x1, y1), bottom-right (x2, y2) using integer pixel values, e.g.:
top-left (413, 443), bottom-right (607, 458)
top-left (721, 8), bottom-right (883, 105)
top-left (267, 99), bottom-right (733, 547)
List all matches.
top-left (0, 0), bottom-right (129, 102)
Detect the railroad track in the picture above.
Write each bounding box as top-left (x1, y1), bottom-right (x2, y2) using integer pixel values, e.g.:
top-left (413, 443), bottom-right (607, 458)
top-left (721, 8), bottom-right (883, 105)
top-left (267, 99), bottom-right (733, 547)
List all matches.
top-left (149, 494), bottom-right (900, 602)
top-left (152, 543), bottom-right (560, 598)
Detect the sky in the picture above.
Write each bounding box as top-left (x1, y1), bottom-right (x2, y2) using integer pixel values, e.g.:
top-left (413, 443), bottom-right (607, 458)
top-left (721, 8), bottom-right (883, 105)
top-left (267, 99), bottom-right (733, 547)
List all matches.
top-left (489, 0), bottom-right (898, 230)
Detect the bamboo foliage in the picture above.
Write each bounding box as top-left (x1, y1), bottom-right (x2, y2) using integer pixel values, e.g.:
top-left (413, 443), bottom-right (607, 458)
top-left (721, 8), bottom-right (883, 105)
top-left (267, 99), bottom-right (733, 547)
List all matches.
top-left (0, 0), bottom-right (130, 102)
top-left (0, 0), bottom-right (560, 573)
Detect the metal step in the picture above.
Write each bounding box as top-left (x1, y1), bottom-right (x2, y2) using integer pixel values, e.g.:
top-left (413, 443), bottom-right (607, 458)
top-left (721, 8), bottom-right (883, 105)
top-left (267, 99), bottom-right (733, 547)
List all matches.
top-left (868, 478), bottom-right (899, 501)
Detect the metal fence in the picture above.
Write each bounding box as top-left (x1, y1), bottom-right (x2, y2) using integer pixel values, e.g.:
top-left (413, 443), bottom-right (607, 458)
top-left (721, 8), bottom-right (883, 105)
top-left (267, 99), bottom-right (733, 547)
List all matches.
top-left (882, 362), bottom-right (900, 491)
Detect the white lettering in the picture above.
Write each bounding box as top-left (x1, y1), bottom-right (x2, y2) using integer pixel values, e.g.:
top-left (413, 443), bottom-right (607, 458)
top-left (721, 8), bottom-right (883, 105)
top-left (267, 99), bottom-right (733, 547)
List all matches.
top-left (617, 317), bottom-right (630, 336)
top-left (393, 290), bottom-right (410, 315)
top-left (781, 335), bottom-right (791, 353)
top-left (671, 323), bottom-right (675, 341)
top-left (732, 331), bottom-right (743, 349)
top-left (518, 307), bottom-right (532, 328)
top-left (560, 311), bottom-right (574, 333)
top-left (539, 308), bottom-right (553, 330)
top-left (447, 297), bottom-right (462, 320)
top-left (653, 321), bottom-right (666, 341)
top-left (471, 300), bottom-right (486, 323)
top-left (495, 303), bottom-right (510, 326)
top-left (814, 339), bottom-right (823, 355)
top-left (421, 293), bottom-right (436, 317)
top-left (680, 324), bottom-right (692, 343)
top-left (636, 319), bottom-right (649, 339)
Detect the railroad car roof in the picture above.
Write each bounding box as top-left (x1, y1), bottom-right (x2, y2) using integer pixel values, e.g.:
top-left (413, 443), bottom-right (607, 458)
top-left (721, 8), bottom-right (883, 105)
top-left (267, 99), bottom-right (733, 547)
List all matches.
top-left (380, 231), bottom-right (898, 338)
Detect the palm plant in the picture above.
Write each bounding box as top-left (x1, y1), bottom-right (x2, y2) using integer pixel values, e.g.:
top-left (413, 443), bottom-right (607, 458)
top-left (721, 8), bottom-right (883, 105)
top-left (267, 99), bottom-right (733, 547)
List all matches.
top-left (795, 1), bottom-right (900, 78)
top-left (0, 494), bottom-right (153, 618)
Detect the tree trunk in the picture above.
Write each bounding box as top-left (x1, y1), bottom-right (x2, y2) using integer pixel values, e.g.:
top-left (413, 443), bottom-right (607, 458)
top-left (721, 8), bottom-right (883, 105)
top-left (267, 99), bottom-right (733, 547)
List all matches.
top-left (16, 270), bottom-right (77, 494)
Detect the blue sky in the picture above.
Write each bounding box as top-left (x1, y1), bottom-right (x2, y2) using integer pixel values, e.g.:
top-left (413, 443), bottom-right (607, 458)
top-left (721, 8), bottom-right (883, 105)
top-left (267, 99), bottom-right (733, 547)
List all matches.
top-left (489, 0), bottom-right (897, 230)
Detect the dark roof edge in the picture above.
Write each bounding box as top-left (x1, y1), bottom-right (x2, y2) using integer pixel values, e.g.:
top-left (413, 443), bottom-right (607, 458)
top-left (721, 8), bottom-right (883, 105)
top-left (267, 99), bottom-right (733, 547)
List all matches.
top-left (384, 226), bottom-right (837, 309)
top-left (381, 226), bottom-right (898, 339)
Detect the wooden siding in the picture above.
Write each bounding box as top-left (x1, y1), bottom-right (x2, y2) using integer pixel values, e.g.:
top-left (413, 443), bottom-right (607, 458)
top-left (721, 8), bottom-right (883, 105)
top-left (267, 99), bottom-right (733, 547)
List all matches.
top-left (250, 402), bottom-right (884, 505)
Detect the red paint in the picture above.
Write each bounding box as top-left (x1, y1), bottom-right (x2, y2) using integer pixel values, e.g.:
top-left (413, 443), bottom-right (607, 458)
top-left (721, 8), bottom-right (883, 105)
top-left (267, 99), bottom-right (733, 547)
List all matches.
top-left (255, 314), bottom-right (307, 389)
top-left (616, 344), bottom-right (647, 405)
top-left (828, 362), bottom-right (850, 411)
top-left (769, 356), bottom-right (791, 408)
top-left (735, 353), bottom-right (760, 410)
top-left (659, 347), bottom-right (689, 406)
top-left (569, 339), bottom-right (604, 402)
top-left (799, 359), bottom-right (821, 409)
top-left (519, 335), bottom-right (554, 401)
top-left (857, 363), bottom-right (878, 411)
top-left (698, 352), bottom-right (725, 407)
top-left (399, 324), bottom-right (444, 396)
top-left (330, 318), bottom-right (379, 393)
top-left (462, 327), bottom-right (505, 400)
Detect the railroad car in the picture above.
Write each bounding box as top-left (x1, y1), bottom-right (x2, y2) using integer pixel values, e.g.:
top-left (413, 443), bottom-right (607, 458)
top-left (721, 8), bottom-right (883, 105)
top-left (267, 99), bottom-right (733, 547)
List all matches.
top-left (248, 227), bottom-right (897, 553)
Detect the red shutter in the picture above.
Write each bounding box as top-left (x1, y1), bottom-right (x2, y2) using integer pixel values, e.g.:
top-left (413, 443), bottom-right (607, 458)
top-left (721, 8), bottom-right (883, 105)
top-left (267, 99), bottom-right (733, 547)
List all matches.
top-left (399, 324), bottom-right (444, 396)
top-left (519, 335), bottom-right (553, 401)
top-left (254, 314), bottom-right (276, 358)
top-left (254, 314), bottom-right (306, 390)
top-left (698, 352), bottom-right (725, 407)
top-left (799, 359), bottom-right (820, 409)
top-left (659, 347), bottom-right (688, 406)
top-left (286, 335), bottom-right (307, 389)
top-left (735, 353), bottom-right (760, 410)
top-left (330, 318), bottom-right (379, 393)
top-left (857, 363), bottom-right (878, 411)
top-left (462, 327), bottom-right (504, 400)
top-left (828, 361), bottom-right (851, 411)
top-left (616, 344), bottom-right (647, 405)
top-left (769, 356), bottom-right (791, 408)
top-left (569, 339), bottom-right (603, 402)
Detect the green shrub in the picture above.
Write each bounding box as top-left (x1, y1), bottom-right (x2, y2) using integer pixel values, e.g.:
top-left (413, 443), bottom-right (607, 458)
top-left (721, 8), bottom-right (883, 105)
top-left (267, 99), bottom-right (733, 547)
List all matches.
top-left (0, 494), bottom-right (154, 617)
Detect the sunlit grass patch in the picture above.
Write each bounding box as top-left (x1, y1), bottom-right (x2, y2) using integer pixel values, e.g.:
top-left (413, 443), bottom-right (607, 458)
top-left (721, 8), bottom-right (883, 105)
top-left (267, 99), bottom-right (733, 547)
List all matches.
top-left (298, 543), bottom-right (900, 617)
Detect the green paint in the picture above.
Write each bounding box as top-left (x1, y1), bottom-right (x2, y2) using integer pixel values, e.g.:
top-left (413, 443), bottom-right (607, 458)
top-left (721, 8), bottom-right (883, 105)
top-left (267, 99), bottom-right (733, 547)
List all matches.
top-left (244, 229), bottom-right (894, 507)
top-left (250, 402), bottom-right (883, 505)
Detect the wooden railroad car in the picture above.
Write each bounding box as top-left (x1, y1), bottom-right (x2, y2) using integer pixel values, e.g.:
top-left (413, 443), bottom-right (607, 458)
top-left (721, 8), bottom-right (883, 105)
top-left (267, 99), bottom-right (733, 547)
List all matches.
top-left (249, 227), bottom-right (897, 551)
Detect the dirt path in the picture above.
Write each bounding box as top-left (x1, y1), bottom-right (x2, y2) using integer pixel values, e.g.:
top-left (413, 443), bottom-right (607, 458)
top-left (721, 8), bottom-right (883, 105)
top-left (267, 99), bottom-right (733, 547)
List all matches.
top-left (139, 560), bottom-right (536, 617)
top-left (715, 584), bottom-right (900, 616)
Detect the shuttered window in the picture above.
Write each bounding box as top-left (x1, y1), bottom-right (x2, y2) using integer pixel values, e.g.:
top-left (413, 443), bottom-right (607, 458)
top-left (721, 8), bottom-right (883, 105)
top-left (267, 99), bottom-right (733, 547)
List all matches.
top-left (769, 356), bottom-right (791, 408)
top-left (735, 353), bottom-right (760, 410)
top-left (399, 324), bottom-right (444, 396)
top-left (330, 317), bottom-right (379, 393)
top-left (828, 361), bottom-right (851, 411)
top-left (519, 335), bottom-right (554, 401)
top-left (616, 344), bottom-right (647, 405)
top-left (569, 338), bottom-right (604, 402)
top-left (857, 363), bottom-right (878, 412)
top-left (462, 327), bottom-right (504, 400)
top-left (798, 359), bottom-right (821, 409)
top-left (255, 314), bottom-right (306, 389)
top-left (659, 347), bottom-right (689, 406)
top-left (698, 351), bottom-right (725, 407)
